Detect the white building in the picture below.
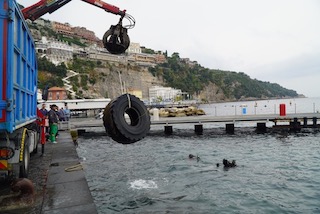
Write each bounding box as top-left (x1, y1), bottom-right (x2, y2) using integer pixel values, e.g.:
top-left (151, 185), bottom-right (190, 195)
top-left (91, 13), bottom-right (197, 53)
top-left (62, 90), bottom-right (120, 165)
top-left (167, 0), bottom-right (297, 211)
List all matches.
top-left (149, 86), bottom-right (182, 103)
top-left (127, 42), bottom-right (142, 54)
top-left (35, 37), bottom-right (73, 65)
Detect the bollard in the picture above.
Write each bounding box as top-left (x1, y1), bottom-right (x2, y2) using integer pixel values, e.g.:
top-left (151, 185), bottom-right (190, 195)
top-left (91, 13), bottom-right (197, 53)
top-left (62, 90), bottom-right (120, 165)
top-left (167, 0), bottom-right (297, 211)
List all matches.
top-left (70, 130), bottom-right (79, 142)
top-left (152, 108), bottom-right (159, 121)
top-left (256, 123), bottom-right (267, 133)
top-left (194, 124), bottom-right (203, 135)
top-left (226, 124), bottom-right (234, 134)
top-left (164, 126), bottom-right (173, 135)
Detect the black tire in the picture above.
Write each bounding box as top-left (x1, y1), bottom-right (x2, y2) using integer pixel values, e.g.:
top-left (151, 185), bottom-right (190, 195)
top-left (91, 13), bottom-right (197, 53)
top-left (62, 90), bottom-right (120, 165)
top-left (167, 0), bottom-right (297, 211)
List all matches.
top-left (28, 122), bottom-right (39, 155)
top-left (20, 142), bottom-right (30, 178)
top-left (103, 94), bottom-right (150, 144)
top-left (32, 132), bottom-right (39, 155)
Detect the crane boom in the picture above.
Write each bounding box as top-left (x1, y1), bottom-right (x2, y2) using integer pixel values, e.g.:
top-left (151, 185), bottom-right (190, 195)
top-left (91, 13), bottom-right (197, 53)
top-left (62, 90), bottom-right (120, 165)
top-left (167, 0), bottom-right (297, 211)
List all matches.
top-left (22, 0), bottom-right (125, 21)
top-left (21, 0), bottom-right (133, 54)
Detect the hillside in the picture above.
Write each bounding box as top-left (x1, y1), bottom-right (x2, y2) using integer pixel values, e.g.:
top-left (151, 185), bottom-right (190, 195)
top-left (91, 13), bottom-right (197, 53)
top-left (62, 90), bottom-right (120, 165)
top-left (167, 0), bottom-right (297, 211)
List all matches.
top-left (150, 53), bottom-right (299, 102)
top-left (30, 18), bottom-right (300, 101)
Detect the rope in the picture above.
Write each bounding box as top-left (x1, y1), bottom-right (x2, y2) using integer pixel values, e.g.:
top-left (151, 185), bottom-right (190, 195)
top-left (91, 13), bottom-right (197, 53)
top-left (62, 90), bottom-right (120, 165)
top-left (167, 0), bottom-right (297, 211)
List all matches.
top-left (64, 164), bottom-right (83, 172)
top-left (124, 93), bottom-right (150, 126)
top-left (127, 93), bottom-right (132, 109)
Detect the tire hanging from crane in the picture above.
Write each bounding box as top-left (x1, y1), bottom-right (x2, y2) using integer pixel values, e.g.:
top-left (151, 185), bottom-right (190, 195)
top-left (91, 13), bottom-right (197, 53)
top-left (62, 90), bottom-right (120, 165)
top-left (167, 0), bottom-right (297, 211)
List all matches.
top-left (103, 94), bottom-right (150, 144)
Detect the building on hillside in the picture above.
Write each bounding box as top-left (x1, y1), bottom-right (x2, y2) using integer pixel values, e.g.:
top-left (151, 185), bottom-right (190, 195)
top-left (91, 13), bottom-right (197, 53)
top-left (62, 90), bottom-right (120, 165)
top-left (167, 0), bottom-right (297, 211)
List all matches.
top-left (35, 37), bottom-right (73, 65)
top-left (181, 58), bottom-right (197, 66)
top-left (52, 22), bottom-right (73, 36)
top-left (127, 88), bottom-right (143, 99)
top-left (149, 86), bottom-right (182, 103)
top-left (127, 42), bottom-right (142, 54)
top-left (35, 37), bottom-right (48, 56)
top-left (126, 43), bottom-right (166, 66)
top-left (73, 26), bottom-right (98, 43)
top-left (131, 53), bottom-right (156, 67)
top-left (82, 45), bottom-right (125, 62)
top-left (154, 53), bottom-right (167, 64)
top-left (48, 87), bottom-right (67, 100)
top-left (46, 40), bottom-right (73, 65)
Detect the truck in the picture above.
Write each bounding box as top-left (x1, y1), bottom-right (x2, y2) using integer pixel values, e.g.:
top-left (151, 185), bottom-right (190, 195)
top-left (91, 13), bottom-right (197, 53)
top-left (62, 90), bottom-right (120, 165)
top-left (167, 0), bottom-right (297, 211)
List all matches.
top-left (0, 0), bottom-right (39, 180)
top-left (0, 0), bottom-right (150, 181)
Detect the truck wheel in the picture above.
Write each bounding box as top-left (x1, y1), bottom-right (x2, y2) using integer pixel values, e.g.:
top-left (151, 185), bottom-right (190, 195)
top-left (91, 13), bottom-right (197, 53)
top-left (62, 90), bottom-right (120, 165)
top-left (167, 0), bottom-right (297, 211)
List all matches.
top-left (20, 143), bottom-right (30, 178)
top-left (103, 94), bottom-right (150, 144)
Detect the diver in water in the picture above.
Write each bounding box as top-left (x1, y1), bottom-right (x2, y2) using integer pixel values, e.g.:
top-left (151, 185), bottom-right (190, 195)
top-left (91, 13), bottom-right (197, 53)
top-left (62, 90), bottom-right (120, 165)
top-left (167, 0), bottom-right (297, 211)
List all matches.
top-left (222, 159), bottom-right (237, 168)
top-left (189, 154), bottom-right (200, 162)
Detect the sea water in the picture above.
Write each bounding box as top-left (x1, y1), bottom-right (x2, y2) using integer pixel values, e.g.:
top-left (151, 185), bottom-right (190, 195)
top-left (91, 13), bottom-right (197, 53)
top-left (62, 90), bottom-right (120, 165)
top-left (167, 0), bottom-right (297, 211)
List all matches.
top-left (76, 97), bottom-right (320, 213)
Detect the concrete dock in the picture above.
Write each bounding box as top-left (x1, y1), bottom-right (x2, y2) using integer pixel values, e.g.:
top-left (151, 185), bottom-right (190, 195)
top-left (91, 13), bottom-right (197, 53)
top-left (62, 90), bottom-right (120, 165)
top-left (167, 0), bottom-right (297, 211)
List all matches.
top-left (41, 131), bottom-right (97, 214)
top-left (0, 131), bottom-right (97, 214)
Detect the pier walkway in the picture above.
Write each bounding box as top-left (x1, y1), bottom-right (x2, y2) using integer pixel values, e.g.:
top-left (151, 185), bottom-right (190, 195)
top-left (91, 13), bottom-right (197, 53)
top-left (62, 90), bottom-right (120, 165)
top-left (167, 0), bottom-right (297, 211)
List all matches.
top-left (150, 113), bottom-right (320, 125)
top-left (0, 131), bottom-right (97, 213)
top-left (40, 131), bottom-right (97, 214)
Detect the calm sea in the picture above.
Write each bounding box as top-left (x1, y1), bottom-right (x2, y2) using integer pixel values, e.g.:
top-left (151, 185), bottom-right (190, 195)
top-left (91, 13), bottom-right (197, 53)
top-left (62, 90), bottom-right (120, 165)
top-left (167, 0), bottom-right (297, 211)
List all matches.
top-left (76, 97), bottom-right (320, 214)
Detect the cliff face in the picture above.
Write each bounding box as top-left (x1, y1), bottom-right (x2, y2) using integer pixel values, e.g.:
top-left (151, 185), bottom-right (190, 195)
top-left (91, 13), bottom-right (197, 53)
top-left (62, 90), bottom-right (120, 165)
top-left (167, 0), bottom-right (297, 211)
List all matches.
top-left (197, 82), bottom-right (228, 102)
top-left (79, 63), bottom-right (164, 100)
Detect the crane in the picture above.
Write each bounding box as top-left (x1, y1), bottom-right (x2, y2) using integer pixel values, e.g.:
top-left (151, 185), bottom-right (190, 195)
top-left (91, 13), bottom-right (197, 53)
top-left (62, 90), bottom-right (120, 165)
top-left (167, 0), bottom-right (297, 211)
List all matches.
top-left (22, 0), bottom-right (135, 54)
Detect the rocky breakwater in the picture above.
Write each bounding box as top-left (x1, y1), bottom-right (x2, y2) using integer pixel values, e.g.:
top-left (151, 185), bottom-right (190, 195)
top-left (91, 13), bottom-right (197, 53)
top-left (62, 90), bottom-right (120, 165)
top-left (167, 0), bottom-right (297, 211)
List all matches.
top-left (149, 106), bottom-right (206, 117)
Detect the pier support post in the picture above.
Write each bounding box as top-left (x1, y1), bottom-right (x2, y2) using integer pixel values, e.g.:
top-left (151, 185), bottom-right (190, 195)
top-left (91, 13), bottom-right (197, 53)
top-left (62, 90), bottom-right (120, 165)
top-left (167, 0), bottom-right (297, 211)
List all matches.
top-left (226, 124), bottom-right (234, 134)
top-left (313, 117), bottom-right (317, 128)
top-left (194, 124), bottom-right (203, 135)
top-left (290, 118), bottom-right (301, 132)
top-left (256, 123), bottom-right (267, 133)
top-left (164, 126), bottom-right (173, 135)
top-left (303, 117), bottom-right (308, 128)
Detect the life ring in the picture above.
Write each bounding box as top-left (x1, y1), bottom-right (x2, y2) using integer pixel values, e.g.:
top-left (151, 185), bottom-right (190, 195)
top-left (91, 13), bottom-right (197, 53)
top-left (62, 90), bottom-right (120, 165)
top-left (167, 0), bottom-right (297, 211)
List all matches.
top-left (103, 94), bottom-right (150, 144)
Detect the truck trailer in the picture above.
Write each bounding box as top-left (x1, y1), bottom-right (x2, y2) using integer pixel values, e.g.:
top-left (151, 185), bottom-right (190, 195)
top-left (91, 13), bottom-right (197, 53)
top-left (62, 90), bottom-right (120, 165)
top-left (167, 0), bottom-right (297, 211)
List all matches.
top-left (0, 0), bottom-right (39, 180)
top-left (0, 0), bottom-right (150, 181)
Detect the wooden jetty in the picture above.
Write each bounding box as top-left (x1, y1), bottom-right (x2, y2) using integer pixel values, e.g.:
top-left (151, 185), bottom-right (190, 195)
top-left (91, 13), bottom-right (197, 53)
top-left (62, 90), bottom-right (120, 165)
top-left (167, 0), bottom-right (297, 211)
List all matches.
top-left (69, 113), bottom-right (320, 135)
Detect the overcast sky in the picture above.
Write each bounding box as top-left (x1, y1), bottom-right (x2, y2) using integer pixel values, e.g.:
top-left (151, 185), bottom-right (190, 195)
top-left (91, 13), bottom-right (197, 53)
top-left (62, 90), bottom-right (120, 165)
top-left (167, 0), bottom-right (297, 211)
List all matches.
top-left (19, 0), bottom-right (320, 97)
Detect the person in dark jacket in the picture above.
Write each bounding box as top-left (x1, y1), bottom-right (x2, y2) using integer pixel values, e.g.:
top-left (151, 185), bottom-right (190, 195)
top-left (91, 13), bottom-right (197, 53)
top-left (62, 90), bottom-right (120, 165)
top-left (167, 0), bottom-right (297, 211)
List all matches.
top-left (39, 103), bottom-right (48, 117)
top-left (48, 104), bottom-right (59, 143)
top-left (39, 103), bottom-right (49, 134)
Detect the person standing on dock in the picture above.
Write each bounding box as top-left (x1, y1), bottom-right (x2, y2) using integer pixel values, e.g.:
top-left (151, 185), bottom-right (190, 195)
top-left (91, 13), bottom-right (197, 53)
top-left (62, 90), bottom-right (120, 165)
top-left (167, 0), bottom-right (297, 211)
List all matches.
top-left (48, 104), bottom-right (59, 144)
top-left (64, 105), bottom-right (71, 121)
top-left (40, 103), bottom-right (49, 135)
